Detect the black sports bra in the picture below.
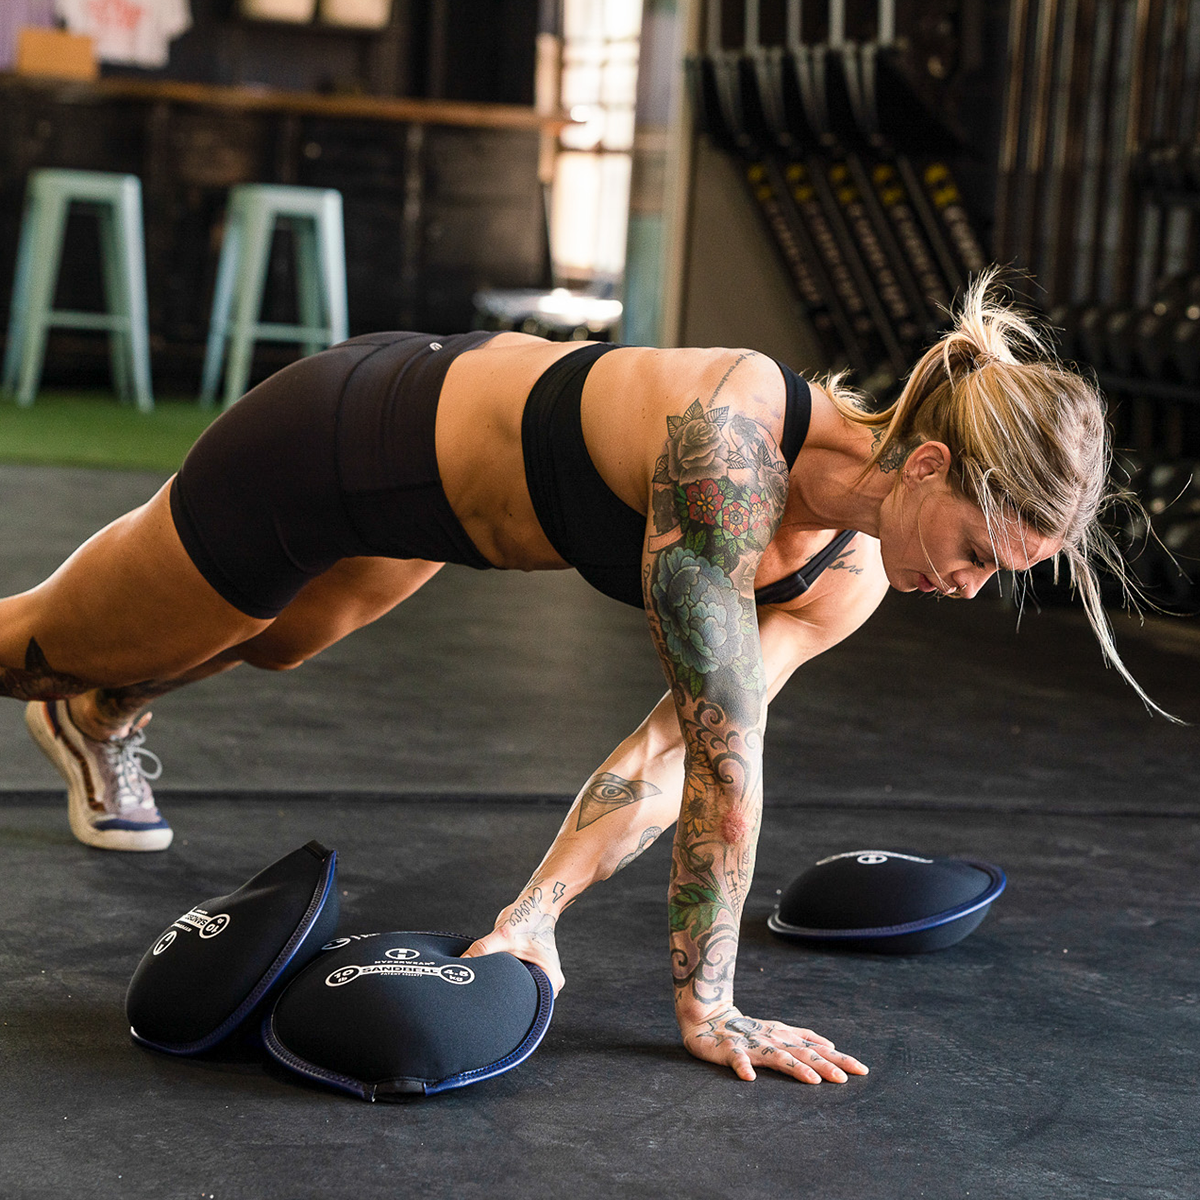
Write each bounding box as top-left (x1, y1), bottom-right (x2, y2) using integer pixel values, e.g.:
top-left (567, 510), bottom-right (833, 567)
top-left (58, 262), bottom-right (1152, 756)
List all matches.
top-left (520, 342), bottom-right (858, 609)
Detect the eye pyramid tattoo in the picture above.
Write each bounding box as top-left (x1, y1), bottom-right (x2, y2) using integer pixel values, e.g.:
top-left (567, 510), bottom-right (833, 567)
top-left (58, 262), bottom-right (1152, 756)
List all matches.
top-left (576, 772), bottom-right (663, 831)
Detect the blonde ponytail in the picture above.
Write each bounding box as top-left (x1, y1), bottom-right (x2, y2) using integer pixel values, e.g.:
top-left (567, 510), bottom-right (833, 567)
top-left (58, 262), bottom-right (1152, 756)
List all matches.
top-left (822, 270), bottom-right (1174, 721)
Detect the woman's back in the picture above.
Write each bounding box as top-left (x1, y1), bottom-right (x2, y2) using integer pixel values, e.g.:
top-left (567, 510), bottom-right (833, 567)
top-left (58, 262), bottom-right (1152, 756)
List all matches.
top-left (436, 334), bottom-right (790, 572)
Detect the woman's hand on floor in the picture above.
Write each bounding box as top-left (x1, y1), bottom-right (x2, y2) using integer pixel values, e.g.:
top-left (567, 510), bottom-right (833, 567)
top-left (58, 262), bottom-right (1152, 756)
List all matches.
top-left (678, 1006), bottom-right (869, 1083)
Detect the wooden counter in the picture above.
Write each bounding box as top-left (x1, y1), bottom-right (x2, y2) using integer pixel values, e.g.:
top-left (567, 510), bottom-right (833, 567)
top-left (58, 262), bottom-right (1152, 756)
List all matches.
top-left (3, 73), bottom-right (570, 132)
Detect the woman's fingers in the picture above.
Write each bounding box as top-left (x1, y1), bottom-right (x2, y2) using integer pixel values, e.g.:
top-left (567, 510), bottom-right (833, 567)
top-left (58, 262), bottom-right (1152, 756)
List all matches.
top-left (683, 1011), bottom-right (869, 1083)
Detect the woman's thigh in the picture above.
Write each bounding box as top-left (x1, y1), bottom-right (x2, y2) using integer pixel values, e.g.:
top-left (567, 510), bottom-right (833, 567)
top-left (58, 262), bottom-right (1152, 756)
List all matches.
top-left (232, 557), bottom-right (445, 670)
top-left (0, 480), bottom-right (271, 690)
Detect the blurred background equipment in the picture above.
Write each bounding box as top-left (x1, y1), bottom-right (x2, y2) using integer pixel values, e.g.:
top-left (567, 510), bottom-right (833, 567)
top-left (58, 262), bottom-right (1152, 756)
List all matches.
top-left (0, 0), bottom-right (1198, 606)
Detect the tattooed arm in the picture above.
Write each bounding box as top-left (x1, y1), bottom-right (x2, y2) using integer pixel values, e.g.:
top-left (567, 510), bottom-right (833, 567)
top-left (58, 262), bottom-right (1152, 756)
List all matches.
top-left (463, 531), bottom-right (887, 1022)
top-left (462, 697), bottom-right (687, 993)
top-left (645, 378), bottom-right (869, 1086)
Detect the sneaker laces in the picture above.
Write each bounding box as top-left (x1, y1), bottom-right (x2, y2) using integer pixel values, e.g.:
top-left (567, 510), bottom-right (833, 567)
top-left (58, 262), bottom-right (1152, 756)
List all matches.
top-left (100, 726), bottom-right (163, 810)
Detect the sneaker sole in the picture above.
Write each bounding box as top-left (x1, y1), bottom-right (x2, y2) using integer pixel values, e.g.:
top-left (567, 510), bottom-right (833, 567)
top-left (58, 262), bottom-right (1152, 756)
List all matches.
top-left (25, 701), bottom-right (173, 852)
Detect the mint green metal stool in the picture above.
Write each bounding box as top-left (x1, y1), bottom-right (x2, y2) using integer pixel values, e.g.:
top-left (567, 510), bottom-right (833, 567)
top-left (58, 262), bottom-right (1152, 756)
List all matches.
top-left (200, 184), bottom-right (349, 409)
top-left (2, 169), bottom-right (153, 411)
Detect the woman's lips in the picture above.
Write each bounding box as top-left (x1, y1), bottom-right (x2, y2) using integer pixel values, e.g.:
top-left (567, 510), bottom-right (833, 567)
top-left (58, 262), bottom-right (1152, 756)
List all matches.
top-left (916, 573), bottom-right (938, 593)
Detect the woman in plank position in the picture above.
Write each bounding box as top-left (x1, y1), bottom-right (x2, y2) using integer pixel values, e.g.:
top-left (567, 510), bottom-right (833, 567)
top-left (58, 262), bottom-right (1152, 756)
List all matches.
top-left (0, 274), bottom-right (1140, 1084)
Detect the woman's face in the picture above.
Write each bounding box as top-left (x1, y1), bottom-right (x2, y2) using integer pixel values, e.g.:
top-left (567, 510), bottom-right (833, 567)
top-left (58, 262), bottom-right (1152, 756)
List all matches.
top-left (879, 442), bottom-right (1061, 598)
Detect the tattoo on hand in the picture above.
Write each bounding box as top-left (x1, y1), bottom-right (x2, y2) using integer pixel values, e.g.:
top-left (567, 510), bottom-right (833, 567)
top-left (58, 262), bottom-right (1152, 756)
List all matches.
top-left (577, 772), bottom-right (663, 831)
top-left (503, 886), bottom-right (559, 951)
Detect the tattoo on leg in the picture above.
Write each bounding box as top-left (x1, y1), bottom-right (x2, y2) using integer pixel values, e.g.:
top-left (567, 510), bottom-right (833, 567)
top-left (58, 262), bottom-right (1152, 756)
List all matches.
top-left (0, 638), bottom-right (91, 702)
top-left (576, 772), bottom-right (663, 831)
top-left (92, 679), bottom-right (186, 726)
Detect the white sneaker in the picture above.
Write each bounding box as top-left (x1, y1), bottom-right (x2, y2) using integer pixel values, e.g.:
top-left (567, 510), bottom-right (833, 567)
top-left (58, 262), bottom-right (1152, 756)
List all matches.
top-left (26, 699), bottom-right (172, 852)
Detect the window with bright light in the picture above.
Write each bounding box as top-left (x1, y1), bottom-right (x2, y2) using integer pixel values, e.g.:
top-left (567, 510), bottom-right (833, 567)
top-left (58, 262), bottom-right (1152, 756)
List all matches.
top-left (550, 0), bottom-right (644, 289)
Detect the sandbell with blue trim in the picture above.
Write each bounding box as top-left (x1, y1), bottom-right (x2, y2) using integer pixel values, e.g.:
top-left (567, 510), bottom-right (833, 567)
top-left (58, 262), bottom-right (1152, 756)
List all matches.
top-left (126, 840), bottom-right (339, 1054)
top-left (263, 931), bottom-right (555, 1099)
top-left (768, 849), bottom-right (1006, 953)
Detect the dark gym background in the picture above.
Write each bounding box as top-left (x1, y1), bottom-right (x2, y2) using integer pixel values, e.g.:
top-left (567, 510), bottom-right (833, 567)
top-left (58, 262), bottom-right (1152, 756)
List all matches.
top-left (1, 2), bottom-right (1198, 1197)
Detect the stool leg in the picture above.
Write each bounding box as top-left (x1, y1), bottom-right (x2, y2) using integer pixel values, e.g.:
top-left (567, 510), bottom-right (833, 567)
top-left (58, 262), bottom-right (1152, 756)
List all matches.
top-left (97, 200), bottom-right (133, 405)
top-left (293, 216), bottom-right (325, 357)
top-left (317, 192), bottom-right (349, 345)
top-left (2, 184), bottom-right (39, 395)
top-left (199, 194), bottom-right (245, 407)
top-left (116, 177), bottom-right (153, 413)
top-left (15, 190), bottom-right (70, 408)
top-left (222, 201), bottom-right (274, 408)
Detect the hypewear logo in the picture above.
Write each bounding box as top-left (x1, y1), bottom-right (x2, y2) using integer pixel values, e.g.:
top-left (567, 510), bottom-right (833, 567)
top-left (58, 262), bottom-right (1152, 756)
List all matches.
top-left (815, 850), bottom-right (934, 867)
top-left (169, 907), bottom-right (232, 940)
top-left (324, 955), bottom-right (476, 988)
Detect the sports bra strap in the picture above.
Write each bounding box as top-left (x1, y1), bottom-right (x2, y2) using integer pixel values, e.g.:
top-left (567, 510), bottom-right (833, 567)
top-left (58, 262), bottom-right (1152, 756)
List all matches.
top-left (753, 529), bottom-right (859, 606)
top-left (775, 360), bottom-right (811, 469)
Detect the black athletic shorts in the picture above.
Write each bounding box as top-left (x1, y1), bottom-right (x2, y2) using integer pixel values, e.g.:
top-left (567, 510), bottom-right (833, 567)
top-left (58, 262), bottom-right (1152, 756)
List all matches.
top-left (169, 331), bottom-right (498, 619)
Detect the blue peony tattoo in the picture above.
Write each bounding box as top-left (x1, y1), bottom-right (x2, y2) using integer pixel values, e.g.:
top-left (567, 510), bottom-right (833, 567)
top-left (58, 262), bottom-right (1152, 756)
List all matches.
top-left (651, 547), bottom-right (745, 688)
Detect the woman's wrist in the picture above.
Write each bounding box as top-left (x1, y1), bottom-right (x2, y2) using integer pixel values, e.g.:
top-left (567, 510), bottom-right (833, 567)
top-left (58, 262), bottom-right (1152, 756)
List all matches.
top-left (495, 877), bottom-right (569, 936)
top-left (674, 991), bottom-right (736, 1026)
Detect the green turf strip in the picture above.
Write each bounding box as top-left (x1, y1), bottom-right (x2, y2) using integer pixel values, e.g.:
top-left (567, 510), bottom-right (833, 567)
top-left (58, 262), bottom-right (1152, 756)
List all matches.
top-left (0, 391), bottom-right (217, 472)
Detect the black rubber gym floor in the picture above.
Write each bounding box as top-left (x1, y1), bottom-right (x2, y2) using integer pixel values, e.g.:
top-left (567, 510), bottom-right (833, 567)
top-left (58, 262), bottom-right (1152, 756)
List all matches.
top-left (2, 465), bottom-right (1197, 1199)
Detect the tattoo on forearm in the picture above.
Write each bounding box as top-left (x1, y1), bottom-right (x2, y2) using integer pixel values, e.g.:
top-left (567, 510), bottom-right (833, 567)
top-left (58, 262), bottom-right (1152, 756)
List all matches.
top-left (0, 638), bottom-right (91, 702)
top-left (615, 826), bottom-right (663, 873)
top-left (576, 772), bottom-right (663, 831)
top-left (643, 363), bottom-right (778, 1016)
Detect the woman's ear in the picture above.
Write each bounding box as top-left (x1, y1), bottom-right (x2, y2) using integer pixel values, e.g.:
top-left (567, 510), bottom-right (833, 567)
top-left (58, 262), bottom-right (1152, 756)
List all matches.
top-left (903, 441), bottom-right (951, 486)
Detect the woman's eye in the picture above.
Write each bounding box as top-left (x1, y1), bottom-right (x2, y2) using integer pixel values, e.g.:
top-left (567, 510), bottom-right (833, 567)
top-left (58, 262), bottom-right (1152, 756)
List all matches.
top-left (970, 552), bottom-right (985, 569)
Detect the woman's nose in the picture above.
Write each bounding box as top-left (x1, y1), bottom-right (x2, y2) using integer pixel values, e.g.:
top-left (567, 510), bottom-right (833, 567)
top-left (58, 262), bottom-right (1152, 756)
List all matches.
top-left (953, 564), bottom-right (996, 599)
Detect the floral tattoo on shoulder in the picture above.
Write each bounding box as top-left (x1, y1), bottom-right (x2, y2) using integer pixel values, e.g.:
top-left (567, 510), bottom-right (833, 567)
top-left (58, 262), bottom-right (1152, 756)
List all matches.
top-left (646, 380), bottom-right (787, 702)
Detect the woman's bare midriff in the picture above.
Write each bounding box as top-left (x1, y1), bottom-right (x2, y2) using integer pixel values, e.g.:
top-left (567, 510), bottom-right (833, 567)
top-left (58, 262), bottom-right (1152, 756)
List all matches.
top-left (435, 334), bottom-right (798, 573)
